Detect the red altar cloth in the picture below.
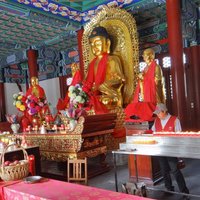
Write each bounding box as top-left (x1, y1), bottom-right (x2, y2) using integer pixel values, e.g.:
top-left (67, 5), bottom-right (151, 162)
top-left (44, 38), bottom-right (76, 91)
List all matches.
top-left (0, 180), bottom-right (21, 200)
top-left (2, 179), bottom-right (154, 200)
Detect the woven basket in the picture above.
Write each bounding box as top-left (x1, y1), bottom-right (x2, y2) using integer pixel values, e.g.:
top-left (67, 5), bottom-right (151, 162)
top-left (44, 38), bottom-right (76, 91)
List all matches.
top-left (0, 144), bottom-right (29, 181)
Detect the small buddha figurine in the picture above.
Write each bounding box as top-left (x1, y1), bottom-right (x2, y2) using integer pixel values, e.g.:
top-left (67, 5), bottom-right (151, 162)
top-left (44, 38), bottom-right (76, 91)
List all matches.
top-left (25, 76), bottom-right (50, 127)
top-left (83, 26), bottom-right (125, 112)
top-left (26, 76), bottom-right (46, 99)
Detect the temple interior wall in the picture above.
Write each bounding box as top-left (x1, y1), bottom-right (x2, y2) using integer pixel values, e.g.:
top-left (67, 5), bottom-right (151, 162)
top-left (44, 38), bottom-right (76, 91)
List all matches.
top-left (4, 78), bottom-right (60, 116)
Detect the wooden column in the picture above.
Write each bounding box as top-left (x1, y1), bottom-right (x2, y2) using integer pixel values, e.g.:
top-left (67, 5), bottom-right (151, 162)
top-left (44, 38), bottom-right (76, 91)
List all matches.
top-left (77, 27), bottom-right (84, 80)
top-left (0, 68), bottom-right (6, 121)
top-left (184, 46), bottom-right (200, 130)
top-left (166, 0), bottom-right (187, 129)
top-left (190, 46), bottom-right (200, 129)
top-left (27, 49), bottom-right (38, 79)
top-left (59, 75), bottom-right (68, 99)
top-left (0, 82), bottom-right (6, 122)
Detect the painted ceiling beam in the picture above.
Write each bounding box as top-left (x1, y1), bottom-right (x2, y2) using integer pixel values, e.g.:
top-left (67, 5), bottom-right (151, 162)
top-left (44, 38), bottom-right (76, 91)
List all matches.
top-left (126, 0), bottom-right (166, 13)
top-left (0, 1), bottom-right (30, 16)
top-left (8, 0), bottom-right (145, 25)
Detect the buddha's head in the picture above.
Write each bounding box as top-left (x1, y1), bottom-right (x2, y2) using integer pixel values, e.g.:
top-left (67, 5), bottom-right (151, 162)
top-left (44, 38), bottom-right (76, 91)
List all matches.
top-left (30, 76), bottom-right (39, 87)
top-left (142, 48), bottom-right (155, 65)
top-left (89, 26), bottom-right (111, 56)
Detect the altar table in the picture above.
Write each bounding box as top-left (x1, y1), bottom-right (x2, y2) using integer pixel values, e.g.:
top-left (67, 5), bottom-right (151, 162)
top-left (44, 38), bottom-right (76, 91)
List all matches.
top-left (112, 134), bottom-right (200, 198)
top-left (2, 179), bottom-right (154, 200)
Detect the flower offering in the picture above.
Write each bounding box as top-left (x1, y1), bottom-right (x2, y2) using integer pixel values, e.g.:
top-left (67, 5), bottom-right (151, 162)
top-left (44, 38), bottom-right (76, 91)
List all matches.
top-left (26, 94), bottom-right (48, 116)
top-left (68, 84), bottom-right (88, 108)
top-left (13, 92), bottom-right (26, 112)
top-left (60, 84), bottom-right (88, 131)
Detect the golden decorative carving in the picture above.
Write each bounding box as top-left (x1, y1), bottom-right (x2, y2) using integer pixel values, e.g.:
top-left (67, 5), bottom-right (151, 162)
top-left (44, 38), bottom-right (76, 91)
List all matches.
top-left (105, 134), bottom-right (126, 151)
top-left (82, 7), bottom-right (139, 105)
top-left (71, 62), bottom-right (80, 76)
top-left (110, 107), bottom-right (125, 131)
top-left (41, 152), bottom-right (78, 161)
top-left (59, 116), bottom-right (85, 134)
top-left (19, 115), bottom-right (113, 162)
top-left (77, 146), bottom-right (107, 159)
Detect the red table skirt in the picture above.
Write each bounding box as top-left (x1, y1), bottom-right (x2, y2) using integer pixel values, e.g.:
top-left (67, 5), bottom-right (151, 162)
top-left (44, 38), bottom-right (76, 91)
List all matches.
top-left (1, 179), bottom-right (154, 200)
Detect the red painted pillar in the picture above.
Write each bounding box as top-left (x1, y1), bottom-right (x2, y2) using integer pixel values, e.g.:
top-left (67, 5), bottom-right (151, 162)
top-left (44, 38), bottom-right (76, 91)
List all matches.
top-left (190, 46), bottom-right (200, 129)
top-left (27, 49), bottom-right (38, 79)
top-left (59, 75), bottom-right (68, 99)
top-left (0, 69), bottom-right (6, 121)
top-left (77, 27), bottom-right (84, 80)
top-left (166, 0), bottom-right (187, 128)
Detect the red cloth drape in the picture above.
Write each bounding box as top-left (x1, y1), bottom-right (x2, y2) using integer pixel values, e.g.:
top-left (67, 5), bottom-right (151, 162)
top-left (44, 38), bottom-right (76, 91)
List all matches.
top-left (125, 102), bottom-right (156, 121)
top-left (133, 60), bottom-right (157, 103)
top-left (84, 53), bottom-right (108, 90)
top-left (83, 53), bottom-right (109, 114)
top-left (125, 61), bottom-right (157, 121)
top-left (26, 85), bottom-right (45, 99)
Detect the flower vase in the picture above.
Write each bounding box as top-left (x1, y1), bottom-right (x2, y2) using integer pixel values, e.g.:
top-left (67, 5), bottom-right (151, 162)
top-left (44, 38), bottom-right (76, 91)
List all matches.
top-left (11, 123), bottom-right (20, 134)
top-left (69, 119), bottom-right (77, 131)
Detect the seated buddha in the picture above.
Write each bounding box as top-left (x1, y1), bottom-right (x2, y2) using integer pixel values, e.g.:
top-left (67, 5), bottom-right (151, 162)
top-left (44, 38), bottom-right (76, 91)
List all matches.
top-left (83, 26), bottom-right (125, 113)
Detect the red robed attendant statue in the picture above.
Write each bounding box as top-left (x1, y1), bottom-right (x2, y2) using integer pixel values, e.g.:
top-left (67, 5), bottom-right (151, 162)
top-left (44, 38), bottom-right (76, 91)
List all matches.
top-left (125, 48), bottom-right (166, 121)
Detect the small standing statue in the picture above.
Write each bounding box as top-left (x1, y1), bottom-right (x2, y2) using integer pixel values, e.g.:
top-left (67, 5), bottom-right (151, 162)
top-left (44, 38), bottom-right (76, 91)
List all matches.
top-left (26, 76), bottom-right (46, 101)
top-left (125, 48), bottom-right (166, 121)
top-left (133, 48), bottom-right (165, 104)
top-left (25, 76), bottom-right (50, 128)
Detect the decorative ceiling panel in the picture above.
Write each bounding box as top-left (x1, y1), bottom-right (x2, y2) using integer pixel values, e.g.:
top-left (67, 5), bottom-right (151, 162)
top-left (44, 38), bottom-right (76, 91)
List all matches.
top-left (8, 0), bottom-right (143, 24)
top-left (0, 8), bottom-right (77, 59)
top-left (56, 0), bottom-right (110, 12)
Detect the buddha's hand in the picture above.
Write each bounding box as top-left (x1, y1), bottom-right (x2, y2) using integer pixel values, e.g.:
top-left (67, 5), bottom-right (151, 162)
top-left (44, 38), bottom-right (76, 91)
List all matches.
top-left (138, 72), bottom-right (144, 80)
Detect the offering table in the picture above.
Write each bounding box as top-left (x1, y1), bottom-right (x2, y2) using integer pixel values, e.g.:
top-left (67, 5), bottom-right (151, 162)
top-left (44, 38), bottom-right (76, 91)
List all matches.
top-left (124, 121), bottom-right (160, 185)
top-left (113, 132), bottom-right (200, 195)
top-left (22, 114), bottom-right (117, 178)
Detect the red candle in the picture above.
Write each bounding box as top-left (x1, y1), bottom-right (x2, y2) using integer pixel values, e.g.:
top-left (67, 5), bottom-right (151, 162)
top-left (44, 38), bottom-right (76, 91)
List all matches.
top-left (28, 155), bottom-right (35, 176)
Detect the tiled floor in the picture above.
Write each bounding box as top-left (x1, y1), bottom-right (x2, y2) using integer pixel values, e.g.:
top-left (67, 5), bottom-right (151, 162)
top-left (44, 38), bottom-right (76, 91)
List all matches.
top-left (41, 154), bottom-right (200, 200)
top-left (88, 154), bottom-right (200, 200)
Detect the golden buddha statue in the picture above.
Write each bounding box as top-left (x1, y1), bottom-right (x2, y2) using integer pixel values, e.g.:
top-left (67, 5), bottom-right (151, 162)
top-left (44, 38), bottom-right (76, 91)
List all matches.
top-left (26, 76), bottom-right (46, 99)
top-left (135, 48), bottom-right (165, 104)
top-left (83, 26), bottom-right (125, 111)
top-left (81, 7), bottom-right (139, 139)
top-left (125, 48), bottom-right (165, 121)
top-left (25, 76), bottom-right (50, 125)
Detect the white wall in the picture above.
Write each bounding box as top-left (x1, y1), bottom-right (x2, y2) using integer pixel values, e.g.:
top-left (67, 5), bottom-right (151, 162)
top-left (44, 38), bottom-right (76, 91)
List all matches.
top-left (40, 77), bottom-right (61, 115)
top-left (4, 78), bottom-right (61, 116)
top-left (4, 83), bottom-right (26, 115)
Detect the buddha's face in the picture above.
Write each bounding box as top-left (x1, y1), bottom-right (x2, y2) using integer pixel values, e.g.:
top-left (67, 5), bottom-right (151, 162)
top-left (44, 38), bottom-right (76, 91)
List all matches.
top-left (90, 36), bottom-right (110, 56)
top-left (31, 77), bottom-right (38, 87)
top-left (142, 49), bottom-right (155, 65)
